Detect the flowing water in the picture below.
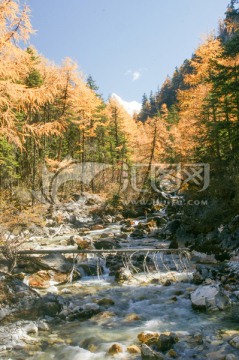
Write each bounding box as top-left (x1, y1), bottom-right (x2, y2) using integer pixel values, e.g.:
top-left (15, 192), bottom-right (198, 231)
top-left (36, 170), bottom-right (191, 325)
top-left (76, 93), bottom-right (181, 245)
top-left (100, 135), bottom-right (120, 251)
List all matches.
top-left (3, 221), bottom-right (239, 359)
top-left (31, 276), bottom-right (239, 360)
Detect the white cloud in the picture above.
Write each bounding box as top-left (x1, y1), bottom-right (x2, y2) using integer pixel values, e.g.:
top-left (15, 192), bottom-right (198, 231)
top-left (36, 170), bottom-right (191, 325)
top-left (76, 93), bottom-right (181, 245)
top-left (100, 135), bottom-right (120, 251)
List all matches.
top-left (126, 69), bottom-right (142, 82)
top-left (111, 93), bottom-right (142, 116)
top-left (132, 71), bottom-right (141, 81)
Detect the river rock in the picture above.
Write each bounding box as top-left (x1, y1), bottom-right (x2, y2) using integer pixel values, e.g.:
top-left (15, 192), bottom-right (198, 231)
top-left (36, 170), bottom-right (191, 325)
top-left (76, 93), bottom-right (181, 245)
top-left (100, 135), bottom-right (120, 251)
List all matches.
top-left (76, 262), bottom-right (100, 276)
top-left (79, 336), bottom-right (98, 352)
top-left (138, 331), bottom-right (160, 344)
top-left (91, 311), bottom-right (116, 322)
top-left (127, 345), bottom-right (141, 354)
top-left (192, 264), bottom-right (218, 285)
top-left (108, 343), bottom-right (123, 355)
top-left (122, 219), bottom-right (135, 226)
top-left (91, 224), bottom-right (104, 230)
top-left (130, 228), bottom-right (148, 238)
top-left (94, 239), bottom-right (120, 249)
top-left (141, 344), bottom-right (165, 360)
top-left (191, 251), bottom-right (217, 264)
top-left (167, 349), bottom-right (178, 358)
top-left (124, 313), bottom-right (141, 322)
top-left (25, 323), bottom-right (38, 335)
top-left (38, 321), bottom-right (50, 331)
top-left (76, 237), bottom-right (93, 250)
top-left (28, 269), bottom-right (81, 288)
top-left (66, 303), bottom-right (101, 321)
top-left (114, 214), bottom-right (124, 222)
top-left (97, 298), bottom-right (115, 306)
top-left (103, 215), bottom-right (113, 224)
top-left (78, 227), bottom-right (91, 234)
top-left (225, 355), bottom-right (237, 360)
top-left (34, 253), bottom-right (73, 273)
top-left (34, 294), bottom-right (62, 317)
top-left (121, 225), bottom-right (134, 233)
top-left (155, 333), bottom-right (178, 352)
top-left (100, 232), bottom-right (114, 238)
top-left (67, 235), bottom-right (92, 249)
top-left (229, 336), bottom-right (239, 349)
top-left (153, 216), bottom-right (168, 228)
top-left (28, 270), bottom-right (52, 288)
top-left (191, 284), bottom-right (230, 310)
top-left (0, 321), bottom-right (40, 351)
top-left (0, 272), bottom-right (40, 321)
top-left (115, 268), bottom-right (132, 282)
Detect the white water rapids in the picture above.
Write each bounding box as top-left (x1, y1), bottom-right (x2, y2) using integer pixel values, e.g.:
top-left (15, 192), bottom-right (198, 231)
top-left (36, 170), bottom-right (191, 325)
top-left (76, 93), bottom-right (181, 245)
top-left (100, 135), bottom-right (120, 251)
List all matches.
top-left (29, 223), bottom-right (238, 359)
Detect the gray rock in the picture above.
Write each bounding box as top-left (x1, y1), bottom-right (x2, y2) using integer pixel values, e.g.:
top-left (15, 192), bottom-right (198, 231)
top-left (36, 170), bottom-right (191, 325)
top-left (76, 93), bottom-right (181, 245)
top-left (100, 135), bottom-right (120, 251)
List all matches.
top-left (215, 291), bottom-right (231, 310)
top-left (229, 336), bottom-right (239, 349)
top-left (141, 344), bottom-right (165, 360)
top-left (191, 251), bottom-right (217, 264)
top-left (94, 239), bottom-right (120, 250)
top-left (103, 215), bottom-right (113, 224)
top-left (156, 333), bottom-right (178, 352)
top-left (0, 272), bottom-right (40, 321)
top-left (34, 253), bottom-right (72, 273)
top-left (0, 321), bottom-right (40, 351)
top-left (24, 323), bottom-right (38, 334)
top-left (66, 303), bottom-right (101, 321)
top-left (115, 268), bottom-right (132, 282)
top-left (38, 321), bottom-right (50, 331)
top-left (77, 262), bottom-right (101, 276)
top-left (34, 294), bottom-right (62, 317)
top-left (225, 355), bottom-right (237, 360)
top-left (191, 284), bottom-right (230, 311)
top-left (233, 291), bottom-right (239, 299)
top-left (0, 308), bottom-right (11, 320)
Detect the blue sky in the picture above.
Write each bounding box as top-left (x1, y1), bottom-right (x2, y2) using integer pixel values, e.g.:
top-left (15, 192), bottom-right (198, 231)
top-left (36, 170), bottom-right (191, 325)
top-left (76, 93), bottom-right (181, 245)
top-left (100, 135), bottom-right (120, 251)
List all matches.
top-left (27, 0), bottom-right (230, 103)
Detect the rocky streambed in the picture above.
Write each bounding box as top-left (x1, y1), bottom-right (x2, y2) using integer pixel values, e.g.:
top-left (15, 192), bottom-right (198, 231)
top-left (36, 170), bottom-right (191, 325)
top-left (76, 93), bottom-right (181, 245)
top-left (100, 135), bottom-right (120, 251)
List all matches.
top-left (0, 194), bottom-right (239, 359)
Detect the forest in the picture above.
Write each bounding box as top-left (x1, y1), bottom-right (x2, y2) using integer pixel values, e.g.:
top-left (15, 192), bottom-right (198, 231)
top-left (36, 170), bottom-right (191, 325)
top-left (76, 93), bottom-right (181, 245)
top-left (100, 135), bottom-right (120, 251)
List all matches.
top-left (1, 0), bottom-right (239, 233)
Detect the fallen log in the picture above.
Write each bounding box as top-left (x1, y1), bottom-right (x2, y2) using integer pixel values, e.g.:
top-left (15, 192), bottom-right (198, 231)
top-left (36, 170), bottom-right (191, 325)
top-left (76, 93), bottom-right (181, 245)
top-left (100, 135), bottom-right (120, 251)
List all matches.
top-left (14, 248), bottom-right (190, 255)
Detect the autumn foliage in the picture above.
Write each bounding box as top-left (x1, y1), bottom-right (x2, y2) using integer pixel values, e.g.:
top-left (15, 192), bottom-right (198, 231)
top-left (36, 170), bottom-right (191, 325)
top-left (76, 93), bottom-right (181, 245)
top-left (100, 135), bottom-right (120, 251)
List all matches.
top-left (1, 0), bottom-right (239, 230)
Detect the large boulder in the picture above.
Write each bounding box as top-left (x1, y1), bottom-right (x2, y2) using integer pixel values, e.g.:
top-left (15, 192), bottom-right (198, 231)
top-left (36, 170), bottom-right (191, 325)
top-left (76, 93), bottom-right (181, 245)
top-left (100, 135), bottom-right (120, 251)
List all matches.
top-left (191, 284), bottom-right (230, 311)
top-left (34, 294), bottom-right (62, 317)
top-left (0, 272), bottom-right (40, 321)
top-left (60, 303), bottom-right (101, 321)
top-left (0, 272), bottom-right (62, 322)
top-left (33, 253), bottom-right (73, 273)
top-left (27, 269), bottom-right (81, 288)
